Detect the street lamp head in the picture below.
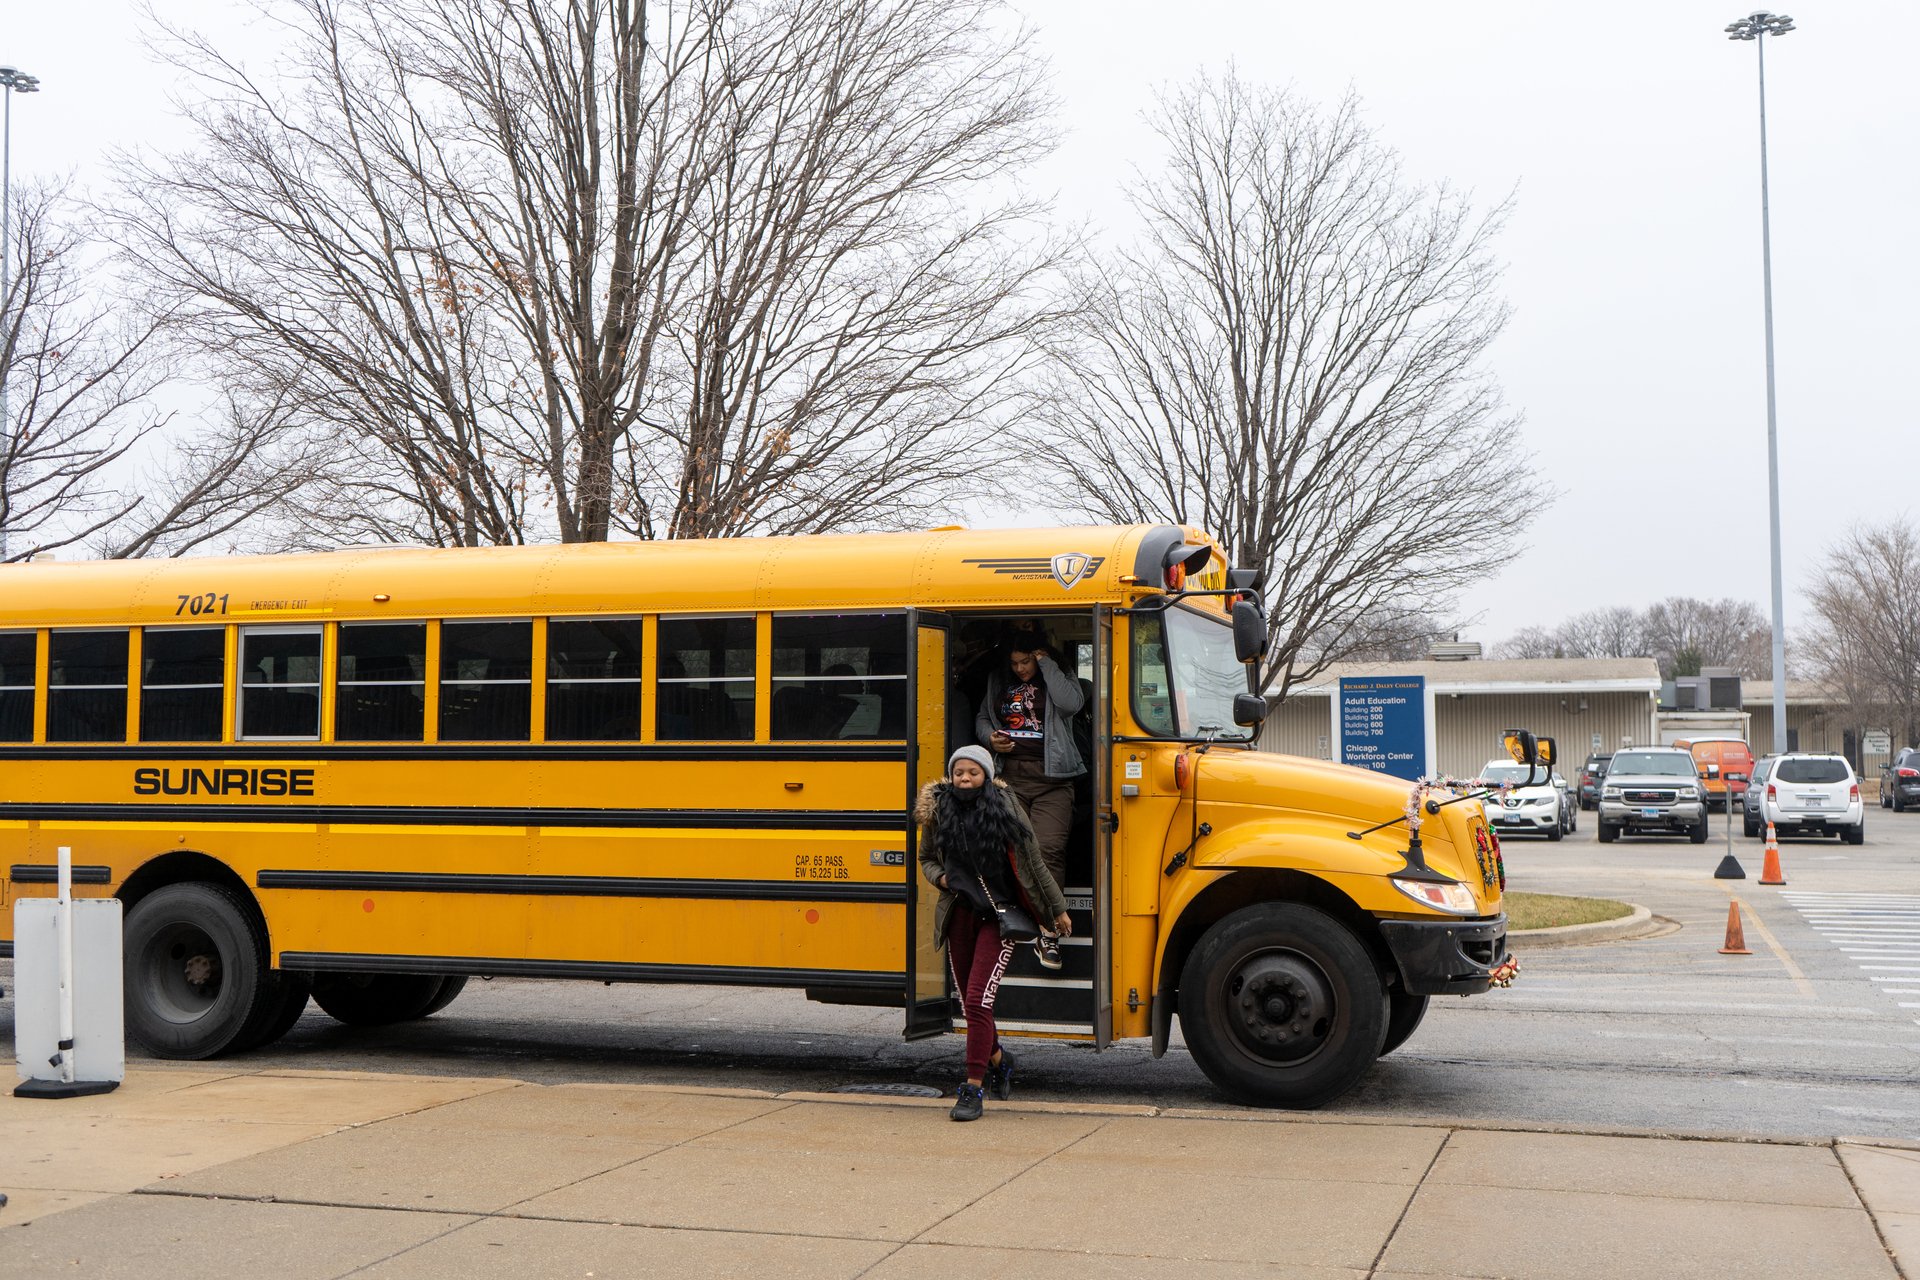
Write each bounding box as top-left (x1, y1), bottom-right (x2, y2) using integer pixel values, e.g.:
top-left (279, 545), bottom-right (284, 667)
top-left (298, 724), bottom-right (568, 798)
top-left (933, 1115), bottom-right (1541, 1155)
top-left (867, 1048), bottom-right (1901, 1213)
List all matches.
top-left (1724, 12), bottom-right (1795, 39)
top-left (0, 66), bottom-right (40, 91)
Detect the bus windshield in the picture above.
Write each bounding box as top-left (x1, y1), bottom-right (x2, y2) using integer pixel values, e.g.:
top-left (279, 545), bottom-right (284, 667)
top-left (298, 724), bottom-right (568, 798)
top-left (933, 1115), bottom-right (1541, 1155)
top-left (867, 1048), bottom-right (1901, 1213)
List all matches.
top-left (1131, 605), bottom-right (1252, 741)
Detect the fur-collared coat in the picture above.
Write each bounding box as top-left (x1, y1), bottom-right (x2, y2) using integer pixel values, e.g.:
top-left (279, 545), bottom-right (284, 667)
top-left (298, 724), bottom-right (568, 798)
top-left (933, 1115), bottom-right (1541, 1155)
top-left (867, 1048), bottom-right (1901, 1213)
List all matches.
top-left (913, 778), bottom-right (1071, 949)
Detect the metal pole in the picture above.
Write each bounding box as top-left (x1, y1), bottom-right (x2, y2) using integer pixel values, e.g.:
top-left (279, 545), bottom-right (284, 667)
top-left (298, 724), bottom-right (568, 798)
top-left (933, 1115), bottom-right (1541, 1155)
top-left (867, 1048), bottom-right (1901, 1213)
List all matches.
top-left (1, 82), bottom-right (12, 563)
top-left (1755, 29), bottom-right (1789, 755)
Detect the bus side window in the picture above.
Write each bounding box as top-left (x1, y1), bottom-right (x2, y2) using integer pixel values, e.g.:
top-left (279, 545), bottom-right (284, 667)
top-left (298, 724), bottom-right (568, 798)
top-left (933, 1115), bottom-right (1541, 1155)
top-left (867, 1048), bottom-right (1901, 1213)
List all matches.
top-left (547, 618), bottom-right (644, 741)
top-left (141, 627), bottom-right (225, 742)
top-left (440, 620), bottom-right (532, 742)
top-left (338, 622), bottom-right (428, 742)
top-left (770, 613), bottom-right (907, 741)
top-left (658, 617), bottom-right (754, 741)
top-left (48, 629), bottom-right (130, 743)
top-left (239, 626), bottom-right (322, 740)
top-left (0, 631), bottom-right (34, 741)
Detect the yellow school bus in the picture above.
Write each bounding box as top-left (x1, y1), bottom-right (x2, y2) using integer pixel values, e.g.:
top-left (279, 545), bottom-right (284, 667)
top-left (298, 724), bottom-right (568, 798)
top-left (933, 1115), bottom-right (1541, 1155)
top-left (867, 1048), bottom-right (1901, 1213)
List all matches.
top-left (0, 524), bottom-right (1511, 1106)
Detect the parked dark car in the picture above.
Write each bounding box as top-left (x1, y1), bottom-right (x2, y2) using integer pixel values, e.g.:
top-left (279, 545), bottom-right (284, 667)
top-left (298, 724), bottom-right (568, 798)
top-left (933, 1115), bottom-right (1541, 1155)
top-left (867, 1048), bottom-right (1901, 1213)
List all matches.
top-left (1578, 754), bottom-right (1612, 810)
top-left (1742, 754), bottom-right (1778, 836)
top-left (1883, 747), bottom-right (1920, 812)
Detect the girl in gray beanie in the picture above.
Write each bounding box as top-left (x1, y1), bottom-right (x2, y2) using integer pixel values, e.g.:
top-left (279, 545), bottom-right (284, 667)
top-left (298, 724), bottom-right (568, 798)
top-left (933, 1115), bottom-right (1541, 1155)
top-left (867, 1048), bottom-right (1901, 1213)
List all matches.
top-left (914, 743), bottom-right (1071, 1120)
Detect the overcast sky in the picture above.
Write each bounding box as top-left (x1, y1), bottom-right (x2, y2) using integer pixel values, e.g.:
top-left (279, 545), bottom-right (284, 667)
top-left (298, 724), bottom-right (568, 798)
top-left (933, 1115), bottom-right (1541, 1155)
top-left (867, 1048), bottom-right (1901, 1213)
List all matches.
top-left (4, 2), bottom-right (1910, 647)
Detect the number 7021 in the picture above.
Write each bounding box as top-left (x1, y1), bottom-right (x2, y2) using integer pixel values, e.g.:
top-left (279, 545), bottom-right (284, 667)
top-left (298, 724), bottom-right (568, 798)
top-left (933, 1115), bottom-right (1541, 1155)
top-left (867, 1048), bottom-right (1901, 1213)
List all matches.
top-left (175, 592), bottom-right (230, 616)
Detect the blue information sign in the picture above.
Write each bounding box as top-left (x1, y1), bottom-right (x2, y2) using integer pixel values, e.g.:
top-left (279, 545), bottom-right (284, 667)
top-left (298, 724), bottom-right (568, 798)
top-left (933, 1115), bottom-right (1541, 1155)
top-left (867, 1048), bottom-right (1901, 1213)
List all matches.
top-left (1339, 676), bottom-right (1427, 781)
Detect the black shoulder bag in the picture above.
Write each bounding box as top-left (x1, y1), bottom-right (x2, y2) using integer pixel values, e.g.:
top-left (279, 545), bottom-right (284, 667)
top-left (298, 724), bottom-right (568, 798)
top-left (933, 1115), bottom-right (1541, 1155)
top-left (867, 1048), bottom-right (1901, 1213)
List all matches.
top-left (975, 873), bottom-right (1040, 943)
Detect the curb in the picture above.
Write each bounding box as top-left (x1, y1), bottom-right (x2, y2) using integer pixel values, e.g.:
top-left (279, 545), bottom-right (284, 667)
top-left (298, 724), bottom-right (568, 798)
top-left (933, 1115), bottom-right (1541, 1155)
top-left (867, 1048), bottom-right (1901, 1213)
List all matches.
top-left (1509, 903), bottom-right (1657, 948)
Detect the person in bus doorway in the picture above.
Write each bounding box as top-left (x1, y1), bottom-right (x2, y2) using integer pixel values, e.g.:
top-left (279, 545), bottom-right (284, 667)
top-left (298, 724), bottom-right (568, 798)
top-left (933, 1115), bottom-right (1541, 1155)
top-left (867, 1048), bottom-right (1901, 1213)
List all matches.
top-left (917, 745), bottom-right (1072, 1121)
top-left (976, 629), bottom-right (1084, 970)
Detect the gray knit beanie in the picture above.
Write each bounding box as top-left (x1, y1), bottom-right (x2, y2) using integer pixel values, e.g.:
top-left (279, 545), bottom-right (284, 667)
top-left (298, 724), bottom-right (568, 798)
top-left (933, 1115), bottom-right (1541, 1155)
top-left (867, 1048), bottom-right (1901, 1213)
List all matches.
top-left (947, 744), bottom-right (996, 781)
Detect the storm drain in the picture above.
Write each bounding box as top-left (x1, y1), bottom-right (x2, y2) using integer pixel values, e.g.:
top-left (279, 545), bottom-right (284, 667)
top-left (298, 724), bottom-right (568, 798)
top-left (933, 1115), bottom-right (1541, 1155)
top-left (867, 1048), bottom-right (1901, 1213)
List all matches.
top-left (833, 1083), bottom-right (943, 1098)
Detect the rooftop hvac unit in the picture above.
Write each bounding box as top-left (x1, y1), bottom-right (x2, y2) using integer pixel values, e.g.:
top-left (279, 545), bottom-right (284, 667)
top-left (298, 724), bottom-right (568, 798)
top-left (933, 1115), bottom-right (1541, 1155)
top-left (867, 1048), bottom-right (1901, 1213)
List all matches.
top-left (1702, 667), bottom-right (1742, 710)
top-left (1428, 640), bottom-right (1482, 661)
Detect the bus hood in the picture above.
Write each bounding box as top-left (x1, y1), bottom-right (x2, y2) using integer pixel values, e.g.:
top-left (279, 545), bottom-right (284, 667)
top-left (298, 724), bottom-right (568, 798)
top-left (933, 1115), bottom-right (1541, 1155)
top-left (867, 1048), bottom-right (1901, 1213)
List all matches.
top-left (1193, 750), bottom-right (1492, 900)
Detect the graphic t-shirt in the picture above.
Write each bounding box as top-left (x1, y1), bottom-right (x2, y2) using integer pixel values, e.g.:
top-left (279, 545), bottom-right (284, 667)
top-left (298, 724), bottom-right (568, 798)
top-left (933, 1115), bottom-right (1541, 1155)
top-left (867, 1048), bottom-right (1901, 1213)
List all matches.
top-left (999, 679), bottom-right (1046, 758)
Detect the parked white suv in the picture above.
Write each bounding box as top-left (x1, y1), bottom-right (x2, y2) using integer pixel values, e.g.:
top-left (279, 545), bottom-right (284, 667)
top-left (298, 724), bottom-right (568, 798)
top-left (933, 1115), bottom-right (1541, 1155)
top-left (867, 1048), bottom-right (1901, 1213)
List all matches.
top-left (1480, 761), bottom-right (1566, 841)
top-left (1759, 753), bottom-right (1865, 845)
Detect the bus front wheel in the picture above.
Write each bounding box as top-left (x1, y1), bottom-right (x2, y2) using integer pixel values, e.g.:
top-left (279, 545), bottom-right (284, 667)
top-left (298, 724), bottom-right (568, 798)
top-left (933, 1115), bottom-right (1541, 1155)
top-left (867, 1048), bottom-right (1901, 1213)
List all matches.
top-left (1178, 903), bottom-right (1386, 1108)
top-left (124, 882), bottom-right (275, 1059)
top-left (1379, 991), bottom-right (1429, 1056)
top-left (312, 973), bottom-right (448, 1025)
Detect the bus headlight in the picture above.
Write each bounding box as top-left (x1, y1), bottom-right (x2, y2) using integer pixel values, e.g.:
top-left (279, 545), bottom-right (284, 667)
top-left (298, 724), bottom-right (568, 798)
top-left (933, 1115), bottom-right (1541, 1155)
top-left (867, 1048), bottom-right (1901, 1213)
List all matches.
top-left (1391, 878), bottom-right (1479, 915)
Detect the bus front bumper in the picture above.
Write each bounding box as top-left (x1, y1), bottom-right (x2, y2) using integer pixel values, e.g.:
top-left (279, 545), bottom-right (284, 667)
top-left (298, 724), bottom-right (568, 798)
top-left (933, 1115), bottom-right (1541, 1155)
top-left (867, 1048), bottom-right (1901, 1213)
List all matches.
top-left (1378, 915), bottom-right (1509, 996)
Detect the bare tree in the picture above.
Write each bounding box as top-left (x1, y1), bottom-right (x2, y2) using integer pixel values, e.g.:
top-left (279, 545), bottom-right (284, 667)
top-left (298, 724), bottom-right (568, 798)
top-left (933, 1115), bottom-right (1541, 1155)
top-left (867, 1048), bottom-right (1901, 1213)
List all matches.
top-left (119, 0), bottom-right (1062, 547)
top-left (1806, 521), bottom-right (1920, 748)
top-left (0, 184), bottom-right (166, 559)
top-left (1556, 606), bottom-right (1645, 660)
top-left (1031, 74), bottom-right (1541, 700)
top-left (99, 389), bottom-right (338, 559)
top-left (1641, 597), bottom-right (1769, 679)
top-left (1495, 599), bottom-right (1764, 675)
top-left (1493, 626), bottom-right (1565, 661)
top-left (0, 183), bottom-right (315, 561)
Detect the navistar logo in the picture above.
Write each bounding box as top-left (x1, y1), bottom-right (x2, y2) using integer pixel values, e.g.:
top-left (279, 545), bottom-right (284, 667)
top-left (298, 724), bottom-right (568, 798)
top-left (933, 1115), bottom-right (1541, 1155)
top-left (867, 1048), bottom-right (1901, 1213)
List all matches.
top-left (133, 767), bottom-right (316, 797)
top-left (963, 553), bottom-right (1105, 591)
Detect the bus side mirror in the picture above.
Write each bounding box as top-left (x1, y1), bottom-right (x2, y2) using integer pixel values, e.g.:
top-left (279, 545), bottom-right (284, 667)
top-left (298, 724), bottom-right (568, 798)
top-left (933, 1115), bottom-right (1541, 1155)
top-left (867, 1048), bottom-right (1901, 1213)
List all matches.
top-left (1703, 763), bottom-right (1720, 779)
top-left (1503, 729), bottom-right (1539, 767)
top-left (1233, 693), bottom-right (1267, 729)
top-left (1537, 736), bottom-right (1556, 767)
top-left (1231, 600), bottom-right (1267, 665)
top-left (1725, 771), bottom-right (1747, 784)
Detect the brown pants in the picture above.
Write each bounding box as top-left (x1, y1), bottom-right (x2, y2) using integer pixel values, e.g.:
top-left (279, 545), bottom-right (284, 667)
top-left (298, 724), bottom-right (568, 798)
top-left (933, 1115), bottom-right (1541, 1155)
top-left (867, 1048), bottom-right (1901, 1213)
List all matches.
top-left (999, 755), bottom-right (1074, 889)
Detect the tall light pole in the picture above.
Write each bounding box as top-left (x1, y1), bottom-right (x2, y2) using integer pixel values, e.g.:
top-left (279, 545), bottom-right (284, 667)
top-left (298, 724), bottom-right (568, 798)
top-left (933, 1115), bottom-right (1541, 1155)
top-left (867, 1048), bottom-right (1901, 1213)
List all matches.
top-left (0, 65), bottom-right (42, 565)
top-left (1724, 13), bottom-right (1793, 754)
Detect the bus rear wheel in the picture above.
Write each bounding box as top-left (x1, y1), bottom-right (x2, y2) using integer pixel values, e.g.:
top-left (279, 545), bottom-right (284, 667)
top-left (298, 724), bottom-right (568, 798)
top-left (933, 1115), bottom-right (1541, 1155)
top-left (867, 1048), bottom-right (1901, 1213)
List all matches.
top-left (124, 882), bottom-right (274, 1060)
top-left (419, 976), bottom-right (469, 1017)
top-left (312, 973), bottom-right (448, 1025)
top-left (235, 971), bottom-right (314, 1052)
top-left (1178, 903), bottom-right (1386, 1108)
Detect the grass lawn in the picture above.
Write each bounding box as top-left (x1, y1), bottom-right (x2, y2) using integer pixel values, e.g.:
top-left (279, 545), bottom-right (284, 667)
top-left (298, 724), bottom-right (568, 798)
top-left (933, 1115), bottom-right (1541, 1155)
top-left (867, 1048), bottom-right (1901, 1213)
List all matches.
top-left (1506, 891), bottom-right (1634, 931)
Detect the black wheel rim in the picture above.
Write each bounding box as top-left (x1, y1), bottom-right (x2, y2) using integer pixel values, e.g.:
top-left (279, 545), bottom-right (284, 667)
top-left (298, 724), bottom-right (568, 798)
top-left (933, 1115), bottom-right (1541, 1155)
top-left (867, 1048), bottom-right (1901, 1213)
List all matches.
top-left (1221, 948), bottom-right (1336, 1067)
top-left (138, 920), bottom-right (225, 1024)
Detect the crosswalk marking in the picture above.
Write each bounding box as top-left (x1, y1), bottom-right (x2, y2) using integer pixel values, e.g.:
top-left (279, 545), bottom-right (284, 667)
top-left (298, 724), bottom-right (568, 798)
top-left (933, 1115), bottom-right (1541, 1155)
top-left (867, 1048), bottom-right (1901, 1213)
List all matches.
top-left (1784, 891), bottom-right (1920, 1026)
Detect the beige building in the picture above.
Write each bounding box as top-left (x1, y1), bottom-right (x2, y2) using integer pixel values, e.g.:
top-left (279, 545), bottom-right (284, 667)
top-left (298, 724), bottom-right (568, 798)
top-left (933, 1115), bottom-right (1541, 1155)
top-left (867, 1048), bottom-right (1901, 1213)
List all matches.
top-left (1257, 657), bottom-right (1662, 780)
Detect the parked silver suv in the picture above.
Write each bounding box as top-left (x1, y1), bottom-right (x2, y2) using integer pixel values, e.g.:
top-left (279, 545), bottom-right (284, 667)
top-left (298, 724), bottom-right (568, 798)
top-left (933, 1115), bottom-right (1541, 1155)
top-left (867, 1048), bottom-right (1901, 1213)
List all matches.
top-left (1597, 746), bottom-right (1708, 844)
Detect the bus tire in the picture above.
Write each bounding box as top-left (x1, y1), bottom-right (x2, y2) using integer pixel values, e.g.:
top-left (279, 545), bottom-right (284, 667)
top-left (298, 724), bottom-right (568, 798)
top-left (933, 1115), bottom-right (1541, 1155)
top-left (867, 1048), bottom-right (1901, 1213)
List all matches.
top-left (235, 971), bottom-right (314, 1052)
top-left (418, 976), bottom-right (469, 1018)
top-left (123, 882), bottom-right (274, 1060)
top-left (1177, 903), bottom-right (1386, 1109)
top-left (311, 973), bottom-right (446, 1026)
top-left (1379, 991), bottom-right (1429, 1057)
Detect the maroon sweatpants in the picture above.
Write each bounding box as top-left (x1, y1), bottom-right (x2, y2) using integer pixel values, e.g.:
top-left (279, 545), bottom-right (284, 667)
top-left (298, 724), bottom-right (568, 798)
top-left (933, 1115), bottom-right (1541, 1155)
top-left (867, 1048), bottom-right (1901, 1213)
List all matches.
top-left (946, 907), bottom-right (1015, 1080)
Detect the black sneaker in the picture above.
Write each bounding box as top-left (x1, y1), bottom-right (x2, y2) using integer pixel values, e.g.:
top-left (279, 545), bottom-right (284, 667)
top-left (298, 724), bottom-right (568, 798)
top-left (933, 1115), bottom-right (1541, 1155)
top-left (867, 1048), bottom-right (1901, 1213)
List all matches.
top-left (949, 1082), bottom-right (984, 1121)
top-left (986, 1048), bottom-right (1016, 1102)
top-left (1035, 933), bottom-right (1064, 971)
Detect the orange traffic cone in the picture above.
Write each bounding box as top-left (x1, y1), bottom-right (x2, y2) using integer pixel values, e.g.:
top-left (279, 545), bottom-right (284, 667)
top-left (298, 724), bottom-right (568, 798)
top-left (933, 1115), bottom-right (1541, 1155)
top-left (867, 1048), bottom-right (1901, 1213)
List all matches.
top-left (1759, 822), bottom-right (1786, 886)
top-left (1719, 899), bottom-right (1752, 955)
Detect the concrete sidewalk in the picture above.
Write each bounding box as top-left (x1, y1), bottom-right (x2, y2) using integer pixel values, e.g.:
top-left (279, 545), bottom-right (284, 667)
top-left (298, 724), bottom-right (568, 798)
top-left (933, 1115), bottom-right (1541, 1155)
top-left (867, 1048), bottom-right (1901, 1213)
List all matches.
top-left (1, 1066), bottom-right (1913, 1279)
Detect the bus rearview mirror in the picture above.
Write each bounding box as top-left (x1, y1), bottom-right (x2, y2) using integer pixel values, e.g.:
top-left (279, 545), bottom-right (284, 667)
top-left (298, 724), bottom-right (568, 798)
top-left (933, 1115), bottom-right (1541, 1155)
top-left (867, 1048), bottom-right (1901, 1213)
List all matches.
top-left (1233, 693), bottom-right (1267, 729)
top-left (1231, 600), bottom-right (1267, 665)
top-left (1502, 729), bottom-right (1538, 767)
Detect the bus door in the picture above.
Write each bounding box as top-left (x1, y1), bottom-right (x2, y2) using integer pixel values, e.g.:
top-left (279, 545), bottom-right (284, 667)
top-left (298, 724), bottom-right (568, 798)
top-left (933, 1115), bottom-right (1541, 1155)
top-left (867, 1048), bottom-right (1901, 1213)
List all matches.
top-left (1092, 605), bottom-right (1114, 1048)
top-left (903, 610), bottom-right (954, 1039)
